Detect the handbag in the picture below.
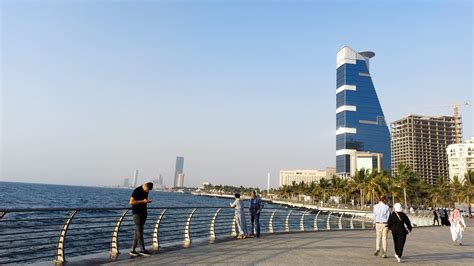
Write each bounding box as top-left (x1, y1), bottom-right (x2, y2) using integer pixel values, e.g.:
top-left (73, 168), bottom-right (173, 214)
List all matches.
top-left (394, 211), bottom-right (410, 234)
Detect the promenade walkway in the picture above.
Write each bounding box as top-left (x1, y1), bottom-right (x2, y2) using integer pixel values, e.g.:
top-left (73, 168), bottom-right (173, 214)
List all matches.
top-left (107, 221), bottom-right (474, 265)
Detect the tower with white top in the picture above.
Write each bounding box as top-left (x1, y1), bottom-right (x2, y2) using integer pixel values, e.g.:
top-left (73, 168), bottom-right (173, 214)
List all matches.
top-left (336, 46), bottom-right (391, 176)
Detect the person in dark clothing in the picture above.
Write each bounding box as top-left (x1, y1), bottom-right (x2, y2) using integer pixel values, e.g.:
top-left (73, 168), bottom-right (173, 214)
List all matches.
top-left (387, 203), bottom-right (412, 263)
top-left (129, 182), bottom-right (153, 257)
top-left (249, 191), bottom-right (263, 238)
top-left (433, 209), bottom-right (440, 226)
top-left (443, 209), bottom-right (451, 226)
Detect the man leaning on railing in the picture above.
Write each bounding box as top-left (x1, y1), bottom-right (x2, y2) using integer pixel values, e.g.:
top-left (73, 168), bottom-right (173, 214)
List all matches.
top-left (129, 182), bottom-right (153, 257)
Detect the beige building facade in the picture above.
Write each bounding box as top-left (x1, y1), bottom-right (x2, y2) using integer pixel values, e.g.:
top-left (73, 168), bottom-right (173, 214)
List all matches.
top-left (447, 137), bottom-right (474, 182)
top-left (279, 168), bottom-right (336, 187)
top-left (391, 115), bottom-right (459, 184)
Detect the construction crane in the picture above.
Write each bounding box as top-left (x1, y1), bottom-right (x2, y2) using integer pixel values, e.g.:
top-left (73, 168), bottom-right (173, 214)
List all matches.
top-left (430, 102), bottom-right (470, 143)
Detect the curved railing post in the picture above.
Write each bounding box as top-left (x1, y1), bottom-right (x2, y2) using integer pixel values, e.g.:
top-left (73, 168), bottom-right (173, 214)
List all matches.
top-left (55, 210), bottom-right (78, 264)
top-left (338, 213), bottom-right (343, 230)
top-left (326, 212), bottom-right (332, 230)
top-left (268, 210), bottom-right (276, 233)
top-left (350, 213), bottom-right (355, 229)
top-left (231, 213), bottom-right (237, 237)
top-left (152, 209), bottom-right (168, 250)
top-left (209, 208), bottom-right (221, 242)
top-left (184, 208), bottom-right (197, 248)
top-left (284, 210), bottom-right (292, 232)
top-left (313, 210), bottom-right (320, 231)
top-left (300, 211), bottom-right (308, 231)
top-left (109, 209), bottom-right (129, 260)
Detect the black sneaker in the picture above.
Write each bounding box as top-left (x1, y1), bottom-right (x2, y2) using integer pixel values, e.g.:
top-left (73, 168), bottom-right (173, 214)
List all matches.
top-left (139, 250), bottom-right (151, 256)
top-left (129, 250), bottom-right (139, 257)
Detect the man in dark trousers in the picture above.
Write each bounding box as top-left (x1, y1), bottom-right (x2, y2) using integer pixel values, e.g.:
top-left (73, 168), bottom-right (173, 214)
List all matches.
top-left (129, 182), bottom-right (153, 257)
top-left (433, 209), bottom-right (440, 226)
top-left (249, 191), bottom-right (263, 238)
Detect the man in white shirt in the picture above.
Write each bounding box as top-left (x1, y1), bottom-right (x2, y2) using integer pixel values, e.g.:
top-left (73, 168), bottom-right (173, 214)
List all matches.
top-left (373, 195), bottom-right (390, 258)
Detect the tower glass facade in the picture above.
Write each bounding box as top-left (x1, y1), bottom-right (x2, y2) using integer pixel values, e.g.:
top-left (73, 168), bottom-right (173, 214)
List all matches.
top-left (336, 46), bottom-right (391, 175)
top-left (173, 156), bottom-right (184, 187)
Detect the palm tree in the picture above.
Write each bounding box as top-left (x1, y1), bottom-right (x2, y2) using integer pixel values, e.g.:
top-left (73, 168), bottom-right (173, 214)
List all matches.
top-left (430, 177), bottom-right (451, 207)
top-left (451, 176), bottom-right (463, 204)
top-left (396, 164), bottom-right (414, 209)
top-left (412, 175), bottom-right (430, 207)
top-left (353, 169), bottom-right (368, 208)
top-left (340, 178), bottom-right (351, 205)
top-left (462, 171), bottom-right (474, 217)
top-left (330, 175), bottom-right (344, 203)
top-left (388, 174), bottom-right (400, 206)
top-left (309, 181), bottom-right (321, 204)
top-left (318, 178), bottom-right (331, 205)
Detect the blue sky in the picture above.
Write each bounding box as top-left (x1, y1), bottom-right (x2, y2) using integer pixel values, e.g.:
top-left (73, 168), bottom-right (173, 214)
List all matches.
top-left (1, 0), bottom-right (472, 188)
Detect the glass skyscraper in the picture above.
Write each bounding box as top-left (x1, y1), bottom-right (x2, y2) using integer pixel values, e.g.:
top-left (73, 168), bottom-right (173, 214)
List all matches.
top-left (173, 156), bottom-right (184, 187)
top-left (336, 46), bottom-right (391, 175)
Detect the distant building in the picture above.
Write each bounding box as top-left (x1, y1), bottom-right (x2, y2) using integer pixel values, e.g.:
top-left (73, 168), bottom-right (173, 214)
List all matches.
top-left (174, 157), bottom-right (184, 187)
top-left (177, 173), bottom-right (185, 188)
top-left (132, 169), bottom-right (139, 187)
top-left (447, 137), bottom-right (474, 183)
top-left (152, 174), bottom-right (164, 188)
top-left (123, 178), bottom-right (130, 188)
top-left (279, 168), bottom-right (336, 187)
top-left (391, 115), bottom-right (460, 184)
top-left (335, 46), bottom-right (391, 177)
top-left (157, 174), bottom-right (163, 186)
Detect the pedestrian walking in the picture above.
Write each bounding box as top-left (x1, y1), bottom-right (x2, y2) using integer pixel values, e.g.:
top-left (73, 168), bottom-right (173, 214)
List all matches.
top-left (230, 193), bottom-right (248, 239)
top-left (449, 208), bottom-right (466, 245)
top-left (373, 195), bottom-right (390, 258)
top-left (249, 191), bottom-right (263, 238)
top-left (443, 209), bottom-right (451, 226)
top-left (433, 209), bottom-right (440, 226)
top-left (388, 203), bottom-right (412, 263)
top-left (129, 182), bottom-right (153, 257)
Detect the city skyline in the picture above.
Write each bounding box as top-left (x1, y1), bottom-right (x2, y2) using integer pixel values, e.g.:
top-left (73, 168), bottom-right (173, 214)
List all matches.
top-left (1, 1), bottom-right (472, 188)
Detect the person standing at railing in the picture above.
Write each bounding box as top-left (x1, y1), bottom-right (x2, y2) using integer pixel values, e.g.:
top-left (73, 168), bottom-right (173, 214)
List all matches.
top-left (230, 193), bottom-right (248, 239)
top-left (373, 195), bottom-right (390, 258)
top-left (129, 182), bottom-right (153, 257)
top-left (249, 191), bottom-right (263, 238)
top-left (387, 203), bottom-right (412, 263)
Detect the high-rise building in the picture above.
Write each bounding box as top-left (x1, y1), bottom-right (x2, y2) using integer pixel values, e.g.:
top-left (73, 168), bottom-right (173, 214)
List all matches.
top-left (177, 173), bottom-right (185, 188)
top-left (152, 174), bottom-right (164, 189)
top-left (447, 136), bottom-right (474, 183)
top-left (157, 174), bottom-right (163, 186)
top-left (132, 169), bottom-right (139, 187)
top-left (391, 115), bottom-right (460, 184)
top-left (123, 178), bottom-right (130, 188)
top-left (173, 156), bottom-right (184, 187)
top-left (336, 46), bottom-right (391, 176)
top-left (279, 168), bottom-right (336, 187)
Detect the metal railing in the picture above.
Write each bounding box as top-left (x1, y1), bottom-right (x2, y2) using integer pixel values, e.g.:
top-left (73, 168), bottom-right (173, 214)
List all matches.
top-left (0, 207), bottom-right (433, 265)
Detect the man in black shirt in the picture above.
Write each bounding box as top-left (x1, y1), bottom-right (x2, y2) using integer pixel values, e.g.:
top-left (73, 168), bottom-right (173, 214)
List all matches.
top-left (129, 182), bottom-right (153, 257)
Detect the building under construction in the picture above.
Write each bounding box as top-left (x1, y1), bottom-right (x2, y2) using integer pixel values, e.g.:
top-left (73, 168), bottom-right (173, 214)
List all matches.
top-left (391, 115), bottom-right (461, 184)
